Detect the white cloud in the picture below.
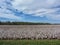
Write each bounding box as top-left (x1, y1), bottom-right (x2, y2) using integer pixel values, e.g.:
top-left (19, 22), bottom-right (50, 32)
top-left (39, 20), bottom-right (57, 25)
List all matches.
top-left (11, 0), bottom-right (60, 20)
top-left (46, 15), bottom-right (60, 20)
top-left (12, 0), bottom-right (34, 11)
top-left (12, 0), bottom-right (60, 9)
top-left (0, 0), bottom-right (21, 21)
top-left (0, 13), bottom-right (21, 20)
top-left (0, 7), bottom-right (21, 20)
top-left (0, 0), bottom-right (60, 21)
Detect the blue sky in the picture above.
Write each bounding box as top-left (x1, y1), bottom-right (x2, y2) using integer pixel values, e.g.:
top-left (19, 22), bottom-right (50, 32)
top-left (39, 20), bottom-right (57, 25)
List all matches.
top-left (0, 0), bottom-right (60, 23)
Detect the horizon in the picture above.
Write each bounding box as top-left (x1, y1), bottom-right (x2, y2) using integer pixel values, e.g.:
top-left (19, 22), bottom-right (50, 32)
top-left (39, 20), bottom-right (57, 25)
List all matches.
top-left (0, 0), bottom-right (60, 23)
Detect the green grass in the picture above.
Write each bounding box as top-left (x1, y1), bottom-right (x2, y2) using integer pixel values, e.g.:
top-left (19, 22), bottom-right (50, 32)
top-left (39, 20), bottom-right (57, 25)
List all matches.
top-left (0, 40), bottom-right (60, 45)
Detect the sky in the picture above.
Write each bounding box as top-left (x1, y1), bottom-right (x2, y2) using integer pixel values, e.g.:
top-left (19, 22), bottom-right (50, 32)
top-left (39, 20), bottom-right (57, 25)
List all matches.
top-left (0, 0), bottom-right (60, 23)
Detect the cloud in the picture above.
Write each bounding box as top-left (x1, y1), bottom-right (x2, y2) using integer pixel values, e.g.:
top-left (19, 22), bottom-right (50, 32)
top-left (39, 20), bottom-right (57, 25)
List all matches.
top-left (0, 0), bottom-right (21, 21)
top-left (11, 0), bottom-right (60, 20)
top-left (0, 0), bottom-right (60, 21)
top-left (0, 13), bottom-right (21, 20)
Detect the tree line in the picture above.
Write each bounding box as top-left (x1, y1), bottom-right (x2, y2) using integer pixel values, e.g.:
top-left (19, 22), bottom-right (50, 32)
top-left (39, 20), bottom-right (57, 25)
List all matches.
top-left (0, 21), bottom-right (51, 25)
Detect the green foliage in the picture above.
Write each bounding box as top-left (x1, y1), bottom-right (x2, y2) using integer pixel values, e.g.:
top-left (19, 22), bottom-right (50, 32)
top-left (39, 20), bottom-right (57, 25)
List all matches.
top-left (0, 40), bottom-right (60, 45)
top-left (0, 21), bottom-right (51, 25)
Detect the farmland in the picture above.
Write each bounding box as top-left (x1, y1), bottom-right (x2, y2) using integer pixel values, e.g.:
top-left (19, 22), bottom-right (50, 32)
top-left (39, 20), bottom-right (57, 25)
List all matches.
top-left (0, 25), bottom-right (60, 39)
top-left (0, 25), bottom-right (60, 45)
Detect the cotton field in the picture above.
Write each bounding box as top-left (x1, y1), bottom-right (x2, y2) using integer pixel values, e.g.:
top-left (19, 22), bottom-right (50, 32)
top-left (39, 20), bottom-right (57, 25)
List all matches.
top-left (0, 25), bottom-right (60, 40)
